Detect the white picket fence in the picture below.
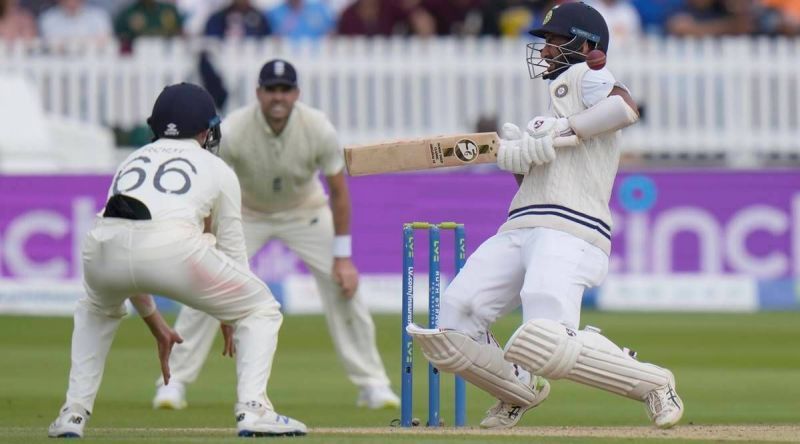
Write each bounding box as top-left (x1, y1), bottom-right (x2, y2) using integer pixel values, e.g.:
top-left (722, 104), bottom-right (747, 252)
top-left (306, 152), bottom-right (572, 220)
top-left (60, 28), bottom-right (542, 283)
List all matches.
top-left (2, 36), bottom-right (799, 163)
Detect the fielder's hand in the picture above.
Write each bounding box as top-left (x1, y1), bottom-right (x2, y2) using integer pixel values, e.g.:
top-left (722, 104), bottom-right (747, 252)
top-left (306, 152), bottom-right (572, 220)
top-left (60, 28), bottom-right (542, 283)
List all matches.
top-left (151, 320), bottom-right (183, 386)
top-left (140, 309), bottom-right (184, 386)
top-left (156, 327), bottom-right (183, 386)
top-left (333, 257), bottom-right (359, 299)
top-left (220, 323), bottom-right (235, 357)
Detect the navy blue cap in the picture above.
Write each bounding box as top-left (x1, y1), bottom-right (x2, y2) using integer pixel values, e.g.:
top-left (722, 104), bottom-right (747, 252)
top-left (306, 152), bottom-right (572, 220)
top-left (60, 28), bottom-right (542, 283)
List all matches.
top-left (147, 82), bottom-right (220, 140)
top-left (258, 59), bottom-right (298, 88)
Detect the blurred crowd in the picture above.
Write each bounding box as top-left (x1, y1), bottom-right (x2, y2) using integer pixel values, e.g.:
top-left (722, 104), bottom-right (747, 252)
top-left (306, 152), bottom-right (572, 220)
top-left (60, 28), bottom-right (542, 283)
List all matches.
top-left (1, 0), bottom-right (799, 47)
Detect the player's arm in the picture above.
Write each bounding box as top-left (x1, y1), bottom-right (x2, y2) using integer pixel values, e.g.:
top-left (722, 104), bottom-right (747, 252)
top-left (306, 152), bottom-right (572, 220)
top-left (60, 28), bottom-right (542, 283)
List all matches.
top-left (558, 71), bottom-right (638, 140)
top-left (565, 89), bottom-right (639, 140)
top-left (609, 86), bottom-right (638, 115)
top-left (326, 170), bottom-right (359, 299)
top-left (129, 294), bottom-right (183, 385)
top-left (327, 171), bottom-right (352, 239)
top-left (320, 120), bottom-right (359, 299)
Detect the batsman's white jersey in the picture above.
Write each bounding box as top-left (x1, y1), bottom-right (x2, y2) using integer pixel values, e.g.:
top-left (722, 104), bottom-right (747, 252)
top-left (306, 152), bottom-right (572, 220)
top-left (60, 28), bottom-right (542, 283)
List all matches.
top-left (500, 62), bottom-right (623, 256)
top-left (65, 138), bottom-right (284, 412)
top-left (164, 101), bottom-right (392, 391)
top-left (441, 62), bottom-right (624, 335)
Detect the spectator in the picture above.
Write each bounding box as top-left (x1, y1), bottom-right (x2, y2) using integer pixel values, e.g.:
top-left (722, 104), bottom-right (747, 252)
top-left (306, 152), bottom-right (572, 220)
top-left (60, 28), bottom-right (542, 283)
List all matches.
top-left (114, 0), bottom-right (182, 52)
top-left (267, 0), bottom-right (336, 41)
top-left (38, 0), bottom-right (112, 42)
top-left (760, 0), bottom-right (800, 34)
top-left (724, 0), bottom-right (800, 36)
top-left (420, 0), bottom-right (485, 36)
top-left (629, 0), bottom-right (683, 34)
top-left (18, 0), bottom-right (53, 15)
top-left (666, 0), bottom-right (752, 36)
top-left (87, 0), bottom-right (132, 17)
top-left (585, 0), bottom-right (642, 48)
top-left (480, 0), bottom-right (554, 38)
top-left (321, 0), bottom-right (350, 15)
top-left (762, 0), bottom-right (800, 20)
top-left (174, 0), bottom-right (228, 35)
top-left (337, 0), bottom-right (432, 36)
top-left (0, 0), bottom-right (37, 40)
top-left (204, 0), bottom-right (271, 39)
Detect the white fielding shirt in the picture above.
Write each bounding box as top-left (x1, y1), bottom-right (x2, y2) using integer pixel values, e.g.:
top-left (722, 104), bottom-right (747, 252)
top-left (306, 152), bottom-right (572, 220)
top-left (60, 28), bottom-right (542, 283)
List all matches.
top-left (219, 101), bottom-right (344, 214)
top-left (107, 138), bottom-right (248, 266)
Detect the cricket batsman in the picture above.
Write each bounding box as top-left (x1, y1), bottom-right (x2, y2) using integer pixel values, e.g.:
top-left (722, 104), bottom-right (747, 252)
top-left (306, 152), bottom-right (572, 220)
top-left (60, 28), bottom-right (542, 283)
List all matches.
top-left (406, 2), bottom-right (684, 429)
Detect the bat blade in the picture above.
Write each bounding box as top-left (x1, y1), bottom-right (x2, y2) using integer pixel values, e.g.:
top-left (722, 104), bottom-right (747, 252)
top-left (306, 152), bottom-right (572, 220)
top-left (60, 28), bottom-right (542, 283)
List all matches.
top-left (344, 132), bottom-right (499, 176)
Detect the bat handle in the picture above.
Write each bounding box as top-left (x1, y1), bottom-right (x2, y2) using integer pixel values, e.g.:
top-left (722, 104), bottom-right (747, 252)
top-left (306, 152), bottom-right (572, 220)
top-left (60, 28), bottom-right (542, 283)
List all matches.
top-left (554, 135), bottom-right (579, 148)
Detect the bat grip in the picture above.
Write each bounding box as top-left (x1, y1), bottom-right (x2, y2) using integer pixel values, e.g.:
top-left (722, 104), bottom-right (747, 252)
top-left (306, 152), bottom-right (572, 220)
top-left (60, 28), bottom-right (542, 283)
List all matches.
top-left (554, 135), bottom-right (579, 148)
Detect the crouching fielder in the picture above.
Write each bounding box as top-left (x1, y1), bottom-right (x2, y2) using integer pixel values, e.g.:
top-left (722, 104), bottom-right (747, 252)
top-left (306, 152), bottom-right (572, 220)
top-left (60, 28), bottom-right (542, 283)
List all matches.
top-left (48, 83), bottom-right (306, 438)
top-left (407, 2), bottom-right (683, 430)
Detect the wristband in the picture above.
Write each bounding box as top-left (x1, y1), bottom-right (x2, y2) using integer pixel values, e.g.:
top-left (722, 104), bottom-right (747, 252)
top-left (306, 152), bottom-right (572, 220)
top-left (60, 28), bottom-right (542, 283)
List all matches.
top-left (333, 235), bottom-right (352, 258)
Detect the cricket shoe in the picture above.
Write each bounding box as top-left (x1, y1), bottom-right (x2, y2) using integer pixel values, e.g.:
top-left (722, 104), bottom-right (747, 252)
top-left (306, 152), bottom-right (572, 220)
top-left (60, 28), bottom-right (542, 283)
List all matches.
top-left (153, 381), bottom-right (187, 410)
top-left (356, 385), bottom-right (401, 409)
top-left (235, 400), bottom-right (307, 437)
top-left (48, 404), bottom-right (90, 438)
top-left (644, 371), bottom-right (683, 429)
top-left (479, 375), bottom-right (551, 429)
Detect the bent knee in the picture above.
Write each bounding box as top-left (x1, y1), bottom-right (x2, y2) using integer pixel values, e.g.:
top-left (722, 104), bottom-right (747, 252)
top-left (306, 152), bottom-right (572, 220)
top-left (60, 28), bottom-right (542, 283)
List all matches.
top-left (520, 292), bottom-right (580, 329)
top-left (439, 297), bottom-right (490, 341)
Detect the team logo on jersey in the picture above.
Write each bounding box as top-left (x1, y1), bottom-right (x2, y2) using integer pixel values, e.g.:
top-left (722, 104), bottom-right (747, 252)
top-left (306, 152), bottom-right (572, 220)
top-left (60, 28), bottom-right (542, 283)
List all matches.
top-left (164, 123), bottom-right (180, 136)
top-left (555, 84), bottom-right (568, 98)
top-left (454, 139), bottom-right (479, 162)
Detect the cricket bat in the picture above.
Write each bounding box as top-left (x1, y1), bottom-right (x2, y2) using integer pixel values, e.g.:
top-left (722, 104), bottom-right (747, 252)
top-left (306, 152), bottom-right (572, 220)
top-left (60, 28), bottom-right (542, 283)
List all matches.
top-left (344, 132), bottom-right (499, 176)
top-left (344, 132), bottom-right (579, 176)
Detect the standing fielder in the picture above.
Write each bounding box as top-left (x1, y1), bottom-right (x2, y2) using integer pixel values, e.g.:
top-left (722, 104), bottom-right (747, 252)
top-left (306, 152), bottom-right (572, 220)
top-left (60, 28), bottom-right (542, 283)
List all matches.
top-left (154, 59), bottom-right (399, 410)
top-left (407, 2), bottom-right (684, 429)
top-left (48, 83), bottom-right (306, 438)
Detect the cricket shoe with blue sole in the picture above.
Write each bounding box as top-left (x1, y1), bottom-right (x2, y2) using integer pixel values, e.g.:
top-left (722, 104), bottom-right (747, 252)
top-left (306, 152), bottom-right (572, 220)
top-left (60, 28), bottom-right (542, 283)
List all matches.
top-left (235, 401), bottom-right (307, 437)
top-left (48, 404), bottom-right (90, 438)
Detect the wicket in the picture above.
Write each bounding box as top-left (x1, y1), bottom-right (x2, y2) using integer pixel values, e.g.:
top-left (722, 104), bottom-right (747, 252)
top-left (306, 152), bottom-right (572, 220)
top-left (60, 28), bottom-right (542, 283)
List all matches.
top-left (401, 222), bottom-right (467, 427)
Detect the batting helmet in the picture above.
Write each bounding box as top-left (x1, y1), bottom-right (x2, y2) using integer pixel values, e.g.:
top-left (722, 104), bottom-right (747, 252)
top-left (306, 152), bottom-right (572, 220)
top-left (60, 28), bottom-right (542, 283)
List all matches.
top-left (526, 2), bottom-right (609, 80)
top-left (147, 82), bottom-right (222, 153)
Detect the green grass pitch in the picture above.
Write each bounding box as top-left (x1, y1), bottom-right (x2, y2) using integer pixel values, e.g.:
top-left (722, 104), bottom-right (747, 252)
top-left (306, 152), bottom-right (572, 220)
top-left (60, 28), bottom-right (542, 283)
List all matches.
top-left (1, 311), bottom-right (798, 443)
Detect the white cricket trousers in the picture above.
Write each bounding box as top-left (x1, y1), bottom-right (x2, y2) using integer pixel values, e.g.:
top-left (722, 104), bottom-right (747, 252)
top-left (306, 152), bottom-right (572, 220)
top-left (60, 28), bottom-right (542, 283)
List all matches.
top-left (440, 227), bottom-right (608, 340)
top-left (166, 205), bottom-right (390, 389)
top-left (64, 218), bottom-right (283, 413)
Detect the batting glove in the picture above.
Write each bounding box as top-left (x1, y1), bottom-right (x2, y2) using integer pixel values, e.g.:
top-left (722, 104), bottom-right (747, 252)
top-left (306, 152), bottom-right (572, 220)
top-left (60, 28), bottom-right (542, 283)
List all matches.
top-left (499, 122), bottom-right (523, 140)
top-left (496, 123), bottom-right (531, 174)
top-left (527, 116), bottom-right (573, 139)
top-left (520, 116), bottom-right (573, 166)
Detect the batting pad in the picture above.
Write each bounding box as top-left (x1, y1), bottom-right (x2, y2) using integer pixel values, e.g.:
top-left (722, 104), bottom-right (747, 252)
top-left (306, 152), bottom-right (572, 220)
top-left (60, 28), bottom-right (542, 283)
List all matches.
top-left (504, 319), bottom-right (671, 401)
top-left (406, 324), bottom-right (539, 406)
